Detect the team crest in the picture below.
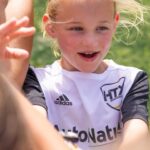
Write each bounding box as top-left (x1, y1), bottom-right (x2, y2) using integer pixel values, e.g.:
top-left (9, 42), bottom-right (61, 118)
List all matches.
top-left (100, 77), bottom-right (125, 111)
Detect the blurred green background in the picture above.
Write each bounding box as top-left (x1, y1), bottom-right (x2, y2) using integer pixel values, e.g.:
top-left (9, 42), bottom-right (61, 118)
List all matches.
top-left (32, 0), bottom-right (150, 120)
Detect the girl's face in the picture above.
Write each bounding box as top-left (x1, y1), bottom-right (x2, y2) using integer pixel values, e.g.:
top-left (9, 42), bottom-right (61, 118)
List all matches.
top-left (45, 0), bottom-right (118, 73)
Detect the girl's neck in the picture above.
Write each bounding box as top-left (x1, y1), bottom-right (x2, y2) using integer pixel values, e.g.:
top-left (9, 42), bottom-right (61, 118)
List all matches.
top-left (59, 59), bottom-right (108, 74)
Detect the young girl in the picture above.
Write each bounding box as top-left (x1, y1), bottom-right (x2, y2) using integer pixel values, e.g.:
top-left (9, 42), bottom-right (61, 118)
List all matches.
top-left (22, 0), bottom-right (149, 149)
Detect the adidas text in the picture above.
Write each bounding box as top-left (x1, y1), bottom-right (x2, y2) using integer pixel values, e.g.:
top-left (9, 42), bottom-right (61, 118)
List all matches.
top-left (54, 94), bottom-right (72, 106)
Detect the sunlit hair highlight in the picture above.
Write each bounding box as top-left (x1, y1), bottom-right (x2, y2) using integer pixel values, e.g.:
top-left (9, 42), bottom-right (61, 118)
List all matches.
top-left (113, 0), bottom-right (148, 44)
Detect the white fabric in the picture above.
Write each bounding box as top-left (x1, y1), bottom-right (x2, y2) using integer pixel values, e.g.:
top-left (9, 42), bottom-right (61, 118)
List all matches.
top-left (33, 60), bottom-right (140, 150)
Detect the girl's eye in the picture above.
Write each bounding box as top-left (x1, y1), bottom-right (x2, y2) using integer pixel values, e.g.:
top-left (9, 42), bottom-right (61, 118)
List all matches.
top-left (67, 27), bottom-right (83, 31)
top-left (96, 26), bottom-right (109, 32)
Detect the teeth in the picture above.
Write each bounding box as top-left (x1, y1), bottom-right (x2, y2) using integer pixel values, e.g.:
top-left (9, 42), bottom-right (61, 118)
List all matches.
top-left (80, 52), bottom-right (96, 54)
top-left (78, 51), bottom-right (98, 58)
top-left (84, 52), bottom-right (94, 54)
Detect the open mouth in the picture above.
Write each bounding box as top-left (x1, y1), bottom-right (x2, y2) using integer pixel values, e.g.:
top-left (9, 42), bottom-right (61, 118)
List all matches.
top-left (78, 52), bottom-right (99, 58)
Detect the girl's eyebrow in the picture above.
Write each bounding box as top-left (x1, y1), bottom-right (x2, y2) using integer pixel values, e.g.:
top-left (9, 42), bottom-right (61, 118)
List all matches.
top-left (98, 20), bottom-right (112, 24)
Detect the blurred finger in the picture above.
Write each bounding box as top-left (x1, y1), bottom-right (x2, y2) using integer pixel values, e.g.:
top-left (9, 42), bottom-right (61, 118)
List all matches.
top-left (0, 16), bottom-right (30, 37)
top-left (0, 18), bottom-right (17, 37)
top-left (5, 47), bottom-right (29, 59)
top-left (5, 27), bottom-right (35, 42)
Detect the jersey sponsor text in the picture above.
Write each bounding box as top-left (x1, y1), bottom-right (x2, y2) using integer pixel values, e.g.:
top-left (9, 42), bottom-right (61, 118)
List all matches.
top-left (55, 124), bottom-right (121, 145)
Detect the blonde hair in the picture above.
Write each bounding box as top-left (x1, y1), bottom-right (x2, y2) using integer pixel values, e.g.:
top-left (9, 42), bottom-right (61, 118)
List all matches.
top-left (45, 0), bottom-right (148, 55)
top-left (114, 0), bottom-right (148, 44)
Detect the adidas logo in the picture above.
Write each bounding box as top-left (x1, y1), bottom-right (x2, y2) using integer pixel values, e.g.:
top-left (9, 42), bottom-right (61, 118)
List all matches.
top-left (54, 94), bottom-right (72, 106)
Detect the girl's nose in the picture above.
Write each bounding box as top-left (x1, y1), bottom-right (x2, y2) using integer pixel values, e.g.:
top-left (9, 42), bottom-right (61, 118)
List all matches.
top-left (81, 33), bottom-right (99, 50)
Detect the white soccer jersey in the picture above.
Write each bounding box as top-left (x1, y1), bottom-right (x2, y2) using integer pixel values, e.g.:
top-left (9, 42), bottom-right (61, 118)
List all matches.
top-left (23, 60), bottom-right (149, 150)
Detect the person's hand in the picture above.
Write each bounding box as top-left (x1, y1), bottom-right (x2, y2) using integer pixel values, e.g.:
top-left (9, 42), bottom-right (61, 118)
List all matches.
top-left (0, 17), bottom-right (35, 59)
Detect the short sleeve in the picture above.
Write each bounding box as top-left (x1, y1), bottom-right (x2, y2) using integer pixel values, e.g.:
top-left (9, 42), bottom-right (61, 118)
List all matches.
top-left (22, 67), bottom-right (48, 111)
top-left (121, 71), bottom-right (149, 125)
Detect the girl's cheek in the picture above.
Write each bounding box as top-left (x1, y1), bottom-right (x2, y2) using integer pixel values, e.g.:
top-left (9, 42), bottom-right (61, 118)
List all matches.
top-left (101, 35), bottom-right (113, 50)
top-left (63, 37), bottom-right (80, 49)
top-left (58, 37), bottom-right (76, 50)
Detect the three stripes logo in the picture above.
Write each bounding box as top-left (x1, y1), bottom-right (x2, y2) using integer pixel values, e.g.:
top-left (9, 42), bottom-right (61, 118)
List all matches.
top-left (54, 94), bottom-right (72, 106)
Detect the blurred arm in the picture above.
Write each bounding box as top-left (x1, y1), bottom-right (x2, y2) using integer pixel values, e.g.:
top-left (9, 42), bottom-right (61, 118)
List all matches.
top-left (0, 73), bottom-right (70, 150)
top-left (0, 0), bottom-right (8, 23)
top-left (3, 0), bottom-right (34, 87)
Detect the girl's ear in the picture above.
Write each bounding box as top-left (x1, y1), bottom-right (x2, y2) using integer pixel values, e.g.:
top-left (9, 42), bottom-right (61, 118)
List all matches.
top-left (115, 13), bottom-right (120, 26)
top-left (113, 13), bottom-right (120, 32)
top-left (43, 14), bottom-right (49, 23)
top-left (42, 14), bottom-right (56, 38)
top-left (115, 13), bottom-right (120, 24)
